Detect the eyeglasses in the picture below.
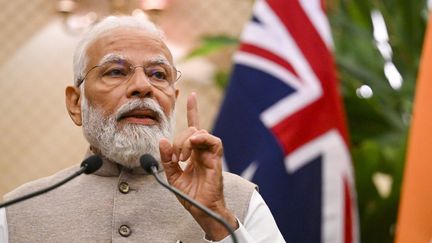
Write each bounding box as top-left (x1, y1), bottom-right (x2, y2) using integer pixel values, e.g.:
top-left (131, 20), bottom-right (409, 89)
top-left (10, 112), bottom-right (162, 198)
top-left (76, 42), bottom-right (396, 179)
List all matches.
top-left (77, 60), bottom-right (181, 89)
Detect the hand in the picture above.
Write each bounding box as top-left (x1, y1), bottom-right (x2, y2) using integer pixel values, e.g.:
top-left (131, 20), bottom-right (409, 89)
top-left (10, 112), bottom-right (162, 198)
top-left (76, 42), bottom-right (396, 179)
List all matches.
top-left (159, 92), bottom-right (238, 241)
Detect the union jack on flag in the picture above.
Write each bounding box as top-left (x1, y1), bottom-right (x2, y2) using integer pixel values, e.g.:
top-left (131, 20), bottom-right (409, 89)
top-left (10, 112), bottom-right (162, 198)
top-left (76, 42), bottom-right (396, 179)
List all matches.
top-left (213, 0), bottom-right (359, 242)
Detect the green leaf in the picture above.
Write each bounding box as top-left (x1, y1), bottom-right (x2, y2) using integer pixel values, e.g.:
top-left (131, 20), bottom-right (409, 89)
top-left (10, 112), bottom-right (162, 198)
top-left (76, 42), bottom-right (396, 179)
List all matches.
top-left (184, 36), bottom-right (239, 60)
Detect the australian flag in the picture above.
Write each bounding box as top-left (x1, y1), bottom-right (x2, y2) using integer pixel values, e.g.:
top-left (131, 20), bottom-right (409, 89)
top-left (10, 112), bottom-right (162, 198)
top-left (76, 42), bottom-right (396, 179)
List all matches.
top-left (213, 0), bottom-right (359, 242)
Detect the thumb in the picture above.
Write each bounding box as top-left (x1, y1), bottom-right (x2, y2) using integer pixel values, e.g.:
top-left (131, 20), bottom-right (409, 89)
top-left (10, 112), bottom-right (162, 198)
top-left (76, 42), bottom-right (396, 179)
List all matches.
top-left (159, 138), bottom-right (173, 162)
top-left (159, 138), bottom-right (182, 182)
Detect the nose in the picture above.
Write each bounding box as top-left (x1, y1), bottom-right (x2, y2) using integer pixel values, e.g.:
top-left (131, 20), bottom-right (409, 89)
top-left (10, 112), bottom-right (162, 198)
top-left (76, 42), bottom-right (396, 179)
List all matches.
top-left (125, 66), bottom-right (153, 98)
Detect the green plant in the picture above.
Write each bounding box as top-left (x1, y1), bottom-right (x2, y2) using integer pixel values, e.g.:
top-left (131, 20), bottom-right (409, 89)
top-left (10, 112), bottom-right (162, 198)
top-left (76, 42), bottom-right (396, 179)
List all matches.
top-left (329, 1), bottom-right (426, 242)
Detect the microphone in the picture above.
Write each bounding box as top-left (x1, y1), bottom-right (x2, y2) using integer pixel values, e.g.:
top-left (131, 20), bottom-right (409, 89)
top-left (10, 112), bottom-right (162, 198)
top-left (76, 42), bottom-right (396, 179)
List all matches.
top-left (140, 154), bottom-right (238, 243)
top-left (0, 155), bottom-right (103, 209)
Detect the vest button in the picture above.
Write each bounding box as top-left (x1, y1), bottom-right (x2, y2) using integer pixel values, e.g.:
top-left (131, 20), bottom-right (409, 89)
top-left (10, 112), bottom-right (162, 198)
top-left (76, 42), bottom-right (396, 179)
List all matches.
top-left (119, 182), bottom-right (130, 194)
top-left (118, 225), bottom-right (131, 237)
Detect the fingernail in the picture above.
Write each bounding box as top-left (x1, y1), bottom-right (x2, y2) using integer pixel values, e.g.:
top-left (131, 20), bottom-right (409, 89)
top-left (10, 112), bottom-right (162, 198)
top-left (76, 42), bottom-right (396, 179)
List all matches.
top-left (179, 153), bottom-right (184, 161)
top-left (172, 154), bottom-right (177, 163)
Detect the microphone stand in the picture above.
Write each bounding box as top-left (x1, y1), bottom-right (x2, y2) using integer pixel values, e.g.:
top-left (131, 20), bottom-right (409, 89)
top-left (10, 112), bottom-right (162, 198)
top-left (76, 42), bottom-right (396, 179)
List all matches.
top-left (0, 155), bottom-right (102, 209)
top-left (0, 167), bottom-right (86, 209)
top-left (148, 166), bottom-right (238, 243)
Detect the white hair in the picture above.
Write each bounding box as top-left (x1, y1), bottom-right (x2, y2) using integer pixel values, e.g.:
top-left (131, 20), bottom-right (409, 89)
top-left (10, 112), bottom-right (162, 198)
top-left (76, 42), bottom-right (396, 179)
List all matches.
top-left (73, 15), bottom-right (165, 86)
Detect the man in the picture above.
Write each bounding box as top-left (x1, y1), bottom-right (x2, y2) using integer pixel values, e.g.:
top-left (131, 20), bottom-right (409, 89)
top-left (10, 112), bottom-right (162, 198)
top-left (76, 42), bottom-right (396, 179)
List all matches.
top-left (1, 16), bottom-right (284, 242)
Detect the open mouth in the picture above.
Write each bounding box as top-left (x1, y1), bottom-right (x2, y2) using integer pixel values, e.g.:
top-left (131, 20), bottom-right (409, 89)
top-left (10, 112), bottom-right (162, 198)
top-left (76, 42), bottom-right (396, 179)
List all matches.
top-left (117, 108), bottom-right (159, 125)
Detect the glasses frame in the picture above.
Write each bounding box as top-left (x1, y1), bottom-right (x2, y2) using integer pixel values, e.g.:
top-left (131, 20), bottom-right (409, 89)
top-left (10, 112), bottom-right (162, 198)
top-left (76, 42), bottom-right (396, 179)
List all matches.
top-left (76, 62), bottom-right (182, 88)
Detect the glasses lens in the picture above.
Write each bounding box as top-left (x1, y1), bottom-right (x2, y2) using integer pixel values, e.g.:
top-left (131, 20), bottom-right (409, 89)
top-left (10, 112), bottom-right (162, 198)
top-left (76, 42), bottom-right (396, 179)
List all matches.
top-left (144, 64), bottom-right (176, 88)
top-left (98, 61), bottom-right (131, 86)
top-left (86, 60), bottom-right (179, 88)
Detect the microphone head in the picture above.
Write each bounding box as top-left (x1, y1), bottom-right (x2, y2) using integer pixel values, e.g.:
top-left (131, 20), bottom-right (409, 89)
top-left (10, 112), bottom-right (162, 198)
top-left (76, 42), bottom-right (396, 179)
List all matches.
top-left (81, 155), bottom-right (103, 174)
top-left (140, 154), bottom-right (159, 174)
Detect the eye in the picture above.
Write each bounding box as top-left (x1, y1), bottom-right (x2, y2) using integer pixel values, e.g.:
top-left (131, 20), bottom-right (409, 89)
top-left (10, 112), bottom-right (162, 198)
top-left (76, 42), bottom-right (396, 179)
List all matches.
top-left (103, 67), bottom-right (128, 77)
top-left (148, 68), bottom-right (168, 81)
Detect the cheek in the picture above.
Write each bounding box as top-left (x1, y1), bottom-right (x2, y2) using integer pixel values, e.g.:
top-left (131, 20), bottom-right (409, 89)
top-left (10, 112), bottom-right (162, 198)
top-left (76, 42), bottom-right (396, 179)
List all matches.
top-left (85, 86), bottom-right (123, 115)
top-left (157, 92), bottom-right (176, 116)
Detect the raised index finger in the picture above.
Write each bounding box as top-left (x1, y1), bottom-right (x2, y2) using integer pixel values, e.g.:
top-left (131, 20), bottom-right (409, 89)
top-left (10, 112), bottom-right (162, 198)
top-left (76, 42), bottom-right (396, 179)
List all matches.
top-left (187, 92), bottom-right (200, 128)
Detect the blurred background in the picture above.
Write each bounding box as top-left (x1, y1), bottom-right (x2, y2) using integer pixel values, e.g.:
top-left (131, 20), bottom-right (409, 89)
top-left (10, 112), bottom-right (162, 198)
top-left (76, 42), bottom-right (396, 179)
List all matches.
top-left (0, 0), bottom-right (429, 242)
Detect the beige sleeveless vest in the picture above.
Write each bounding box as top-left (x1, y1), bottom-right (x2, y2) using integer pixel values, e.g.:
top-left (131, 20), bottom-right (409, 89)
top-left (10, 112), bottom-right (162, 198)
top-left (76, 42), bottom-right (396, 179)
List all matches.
top-left (5, 159), bottom-right (256, 243)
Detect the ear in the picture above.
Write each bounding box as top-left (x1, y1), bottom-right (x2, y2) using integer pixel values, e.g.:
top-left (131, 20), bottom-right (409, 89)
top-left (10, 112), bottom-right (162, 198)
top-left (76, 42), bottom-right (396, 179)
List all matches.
top-left (65, 86), bottom-right (83, 126)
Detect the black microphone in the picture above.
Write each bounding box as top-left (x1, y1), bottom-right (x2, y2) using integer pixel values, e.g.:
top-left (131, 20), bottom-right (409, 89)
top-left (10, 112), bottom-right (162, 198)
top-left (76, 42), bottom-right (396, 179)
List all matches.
top-left (140, 154), bottom-right (238, 243)
top-left (0, 155), bottom-right (103, 208)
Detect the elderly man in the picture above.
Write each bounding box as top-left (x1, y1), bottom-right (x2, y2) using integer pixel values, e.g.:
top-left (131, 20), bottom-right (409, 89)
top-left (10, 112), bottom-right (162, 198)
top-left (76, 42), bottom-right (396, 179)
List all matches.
top-left (1, 16), bottom-right (284, 242)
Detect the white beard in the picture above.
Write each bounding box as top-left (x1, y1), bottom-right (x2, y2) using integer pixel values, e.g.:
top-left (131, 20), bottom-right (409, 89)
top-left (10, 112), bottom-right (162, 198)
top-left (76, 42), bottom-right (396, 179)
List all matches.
top-left (81, 96), bottom-right (174, 168)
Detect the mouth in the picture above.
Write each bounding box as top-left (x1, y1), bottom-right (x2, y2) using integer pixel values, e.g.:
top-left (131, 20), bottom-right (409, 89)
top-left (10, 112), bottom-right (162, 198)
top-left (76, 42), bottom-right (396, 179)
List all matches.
top-left (117, 108), bottom-right (159, 125)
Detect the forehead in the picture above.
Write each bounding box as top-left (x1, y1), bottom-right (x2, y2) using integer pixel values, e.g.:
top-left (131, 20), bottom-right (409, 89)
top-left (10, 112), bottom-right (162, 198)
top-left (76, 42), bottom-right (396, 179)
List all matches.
top-left (86, 28), bottom-right (173, 67)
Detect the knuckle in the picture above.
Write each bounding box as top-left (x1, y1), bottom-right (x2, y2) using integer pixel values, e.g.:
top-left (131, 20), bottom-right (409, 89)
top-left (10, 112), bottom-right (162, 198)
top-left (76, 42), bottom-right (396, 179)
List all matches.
top-left (188, 127), bottom-right (198, 133)
top-left (198, 129), bottom-right (208, 134)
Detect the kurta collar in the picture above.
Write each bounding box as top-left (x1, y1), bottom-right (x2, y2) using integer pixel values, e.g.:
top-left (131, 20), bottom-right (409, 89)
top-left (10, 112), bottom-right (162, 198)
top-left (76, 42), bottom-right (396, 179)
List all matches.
top-left (83, 147), bottom-right (163, 177)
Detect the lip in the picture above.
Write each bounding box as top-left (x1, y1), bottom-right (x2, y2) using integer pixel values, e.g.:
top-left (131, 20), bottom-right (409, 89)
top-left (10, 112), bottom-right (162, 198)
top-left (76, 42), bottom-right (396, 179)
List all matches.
top-left (117, 108), bottom-right (159, 125)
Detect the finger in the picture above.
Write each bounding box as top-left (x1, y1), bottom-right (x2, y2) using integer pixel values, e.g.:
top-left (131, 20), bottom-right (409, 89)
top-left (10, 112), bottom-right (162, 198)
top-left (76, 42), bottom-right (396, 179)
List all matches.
top-left (187, 92), bottom-right (200, 129)
top-left (179, 129), bottom-right (207, 161)
top-left (188, 132), bottom-right (224, 169)
top-left (172, 127), bottom-right (197, 162)
top-left (159, 138), bottom-right (182, 182)
top-left (189, 132), bottom-right (223, 154)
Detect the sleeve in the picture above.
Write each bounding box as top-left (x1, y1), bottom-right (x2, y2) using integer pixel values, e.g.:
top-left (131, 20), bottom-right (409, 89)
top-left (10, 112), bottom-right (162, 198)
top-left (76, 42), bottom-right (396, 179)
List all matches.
top-left (204, 190), bottom-right (286, 243)
top-left (0, 208), bottom-right (8, 243)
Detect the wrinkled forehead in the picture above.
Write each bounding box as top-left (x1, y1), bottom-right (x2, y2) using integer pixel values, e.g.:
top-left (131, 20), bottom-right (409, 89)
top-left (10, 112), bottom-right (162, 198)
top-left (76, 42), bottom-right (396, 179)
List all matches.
top-left (86, 28), bottom-right (173, 68)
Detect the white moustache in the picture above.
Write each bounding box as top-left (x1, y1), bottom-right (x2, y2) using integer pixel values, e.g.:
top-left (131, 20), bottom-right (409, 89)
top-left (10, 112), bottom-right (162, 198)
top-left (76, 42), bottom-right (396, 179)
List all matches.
top-left (114, 98), bottom-right (165, 123)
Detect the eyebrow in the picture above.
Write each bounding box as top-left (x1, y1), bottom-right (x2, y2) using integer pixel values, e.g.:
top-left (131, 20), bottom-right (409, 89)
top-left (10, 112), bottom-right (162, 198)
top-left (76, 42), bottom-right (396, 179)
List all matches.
top-left (148, 55), bottom-right (171, 66)
top-left (97, 54), bottom-right (171, 67)
top-left (98, 53), bottom-right (126, 66)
